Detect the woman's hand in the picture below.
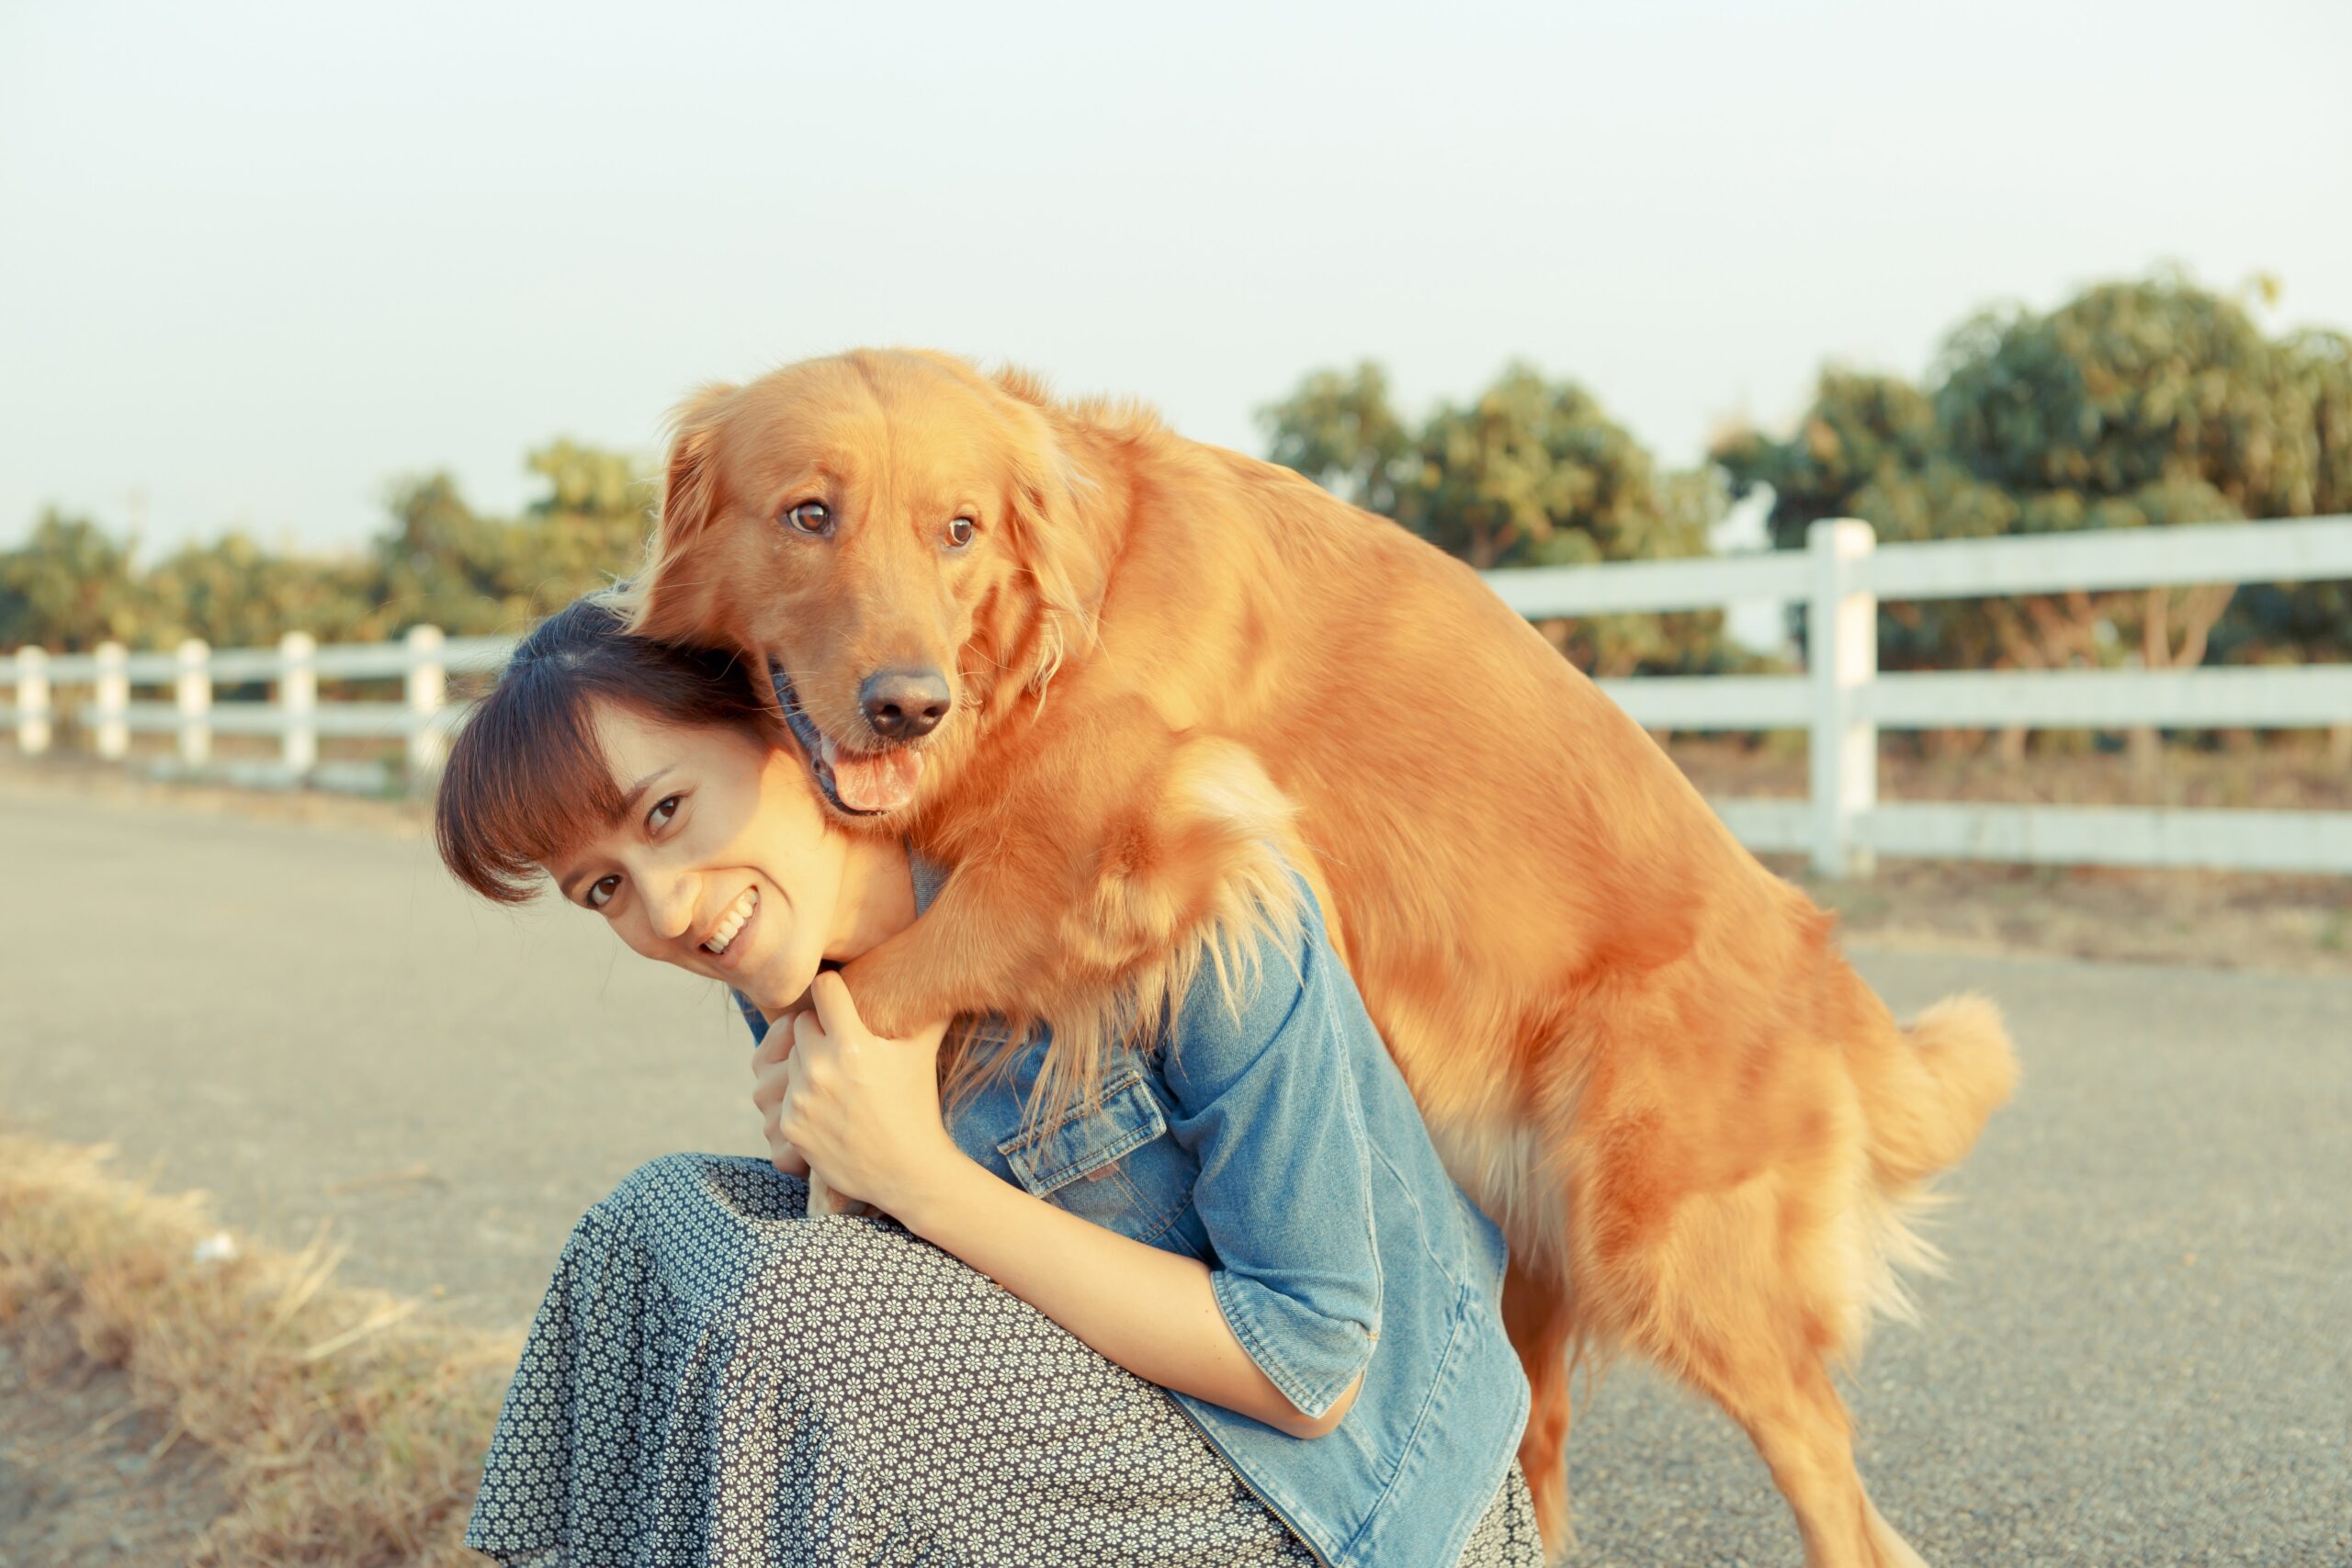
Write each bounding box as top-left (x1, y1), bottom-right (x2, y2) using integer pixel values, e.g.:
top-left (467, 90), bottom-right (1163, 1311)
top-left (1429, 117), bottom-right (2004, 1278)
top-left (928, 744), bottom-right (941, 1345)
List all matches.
top-left (750, 1024), bottom-right (812, 1179)
top-left (768, 972), bottom-right (962, 1216)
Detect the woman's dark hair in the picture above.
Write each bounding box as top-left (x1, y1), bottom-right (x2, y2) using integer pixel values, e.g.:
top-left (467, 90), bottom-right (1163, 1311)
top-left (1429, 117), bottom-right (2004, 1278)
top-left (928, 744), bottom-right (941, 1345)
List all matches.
top-left (434, 592), bottom-right (781, 904)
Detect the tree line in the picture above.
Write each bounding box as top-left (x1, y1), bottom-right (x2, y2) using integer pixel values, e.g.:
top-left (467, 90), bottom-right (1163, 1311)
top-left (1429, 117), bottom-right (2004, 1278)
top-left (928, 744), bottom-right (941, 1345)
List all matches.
top-left (6, 273), bottom-right (2346, 683)
top-left (0, 441), bottom-right (648, 656)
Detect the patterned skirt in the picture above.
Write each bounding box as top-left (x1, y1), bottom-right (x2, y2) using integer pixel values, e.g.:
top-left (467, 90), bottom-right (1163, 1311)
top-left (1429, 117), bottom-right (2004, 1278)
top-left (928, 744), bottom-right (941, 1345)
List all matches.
top-left (466, 1153), bottom-right (1540, 1567)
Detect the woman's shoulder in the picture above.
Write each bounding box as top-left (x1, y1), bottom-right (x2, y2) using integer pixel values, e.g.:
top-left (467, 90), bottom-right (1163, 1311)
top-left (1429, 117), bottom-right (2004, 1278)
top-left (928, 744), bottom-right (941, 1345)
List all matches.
top-left (1159, 863), bottom-right (1351, 1088)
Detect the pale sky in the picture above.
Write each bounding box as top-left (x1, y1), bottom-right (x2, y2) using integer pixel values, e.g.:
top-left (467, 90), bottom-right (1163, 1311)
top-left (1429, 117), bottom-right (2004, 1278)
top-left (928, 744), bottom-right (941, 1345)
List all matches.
top-left (4, 0), bottom-right (2348, 557)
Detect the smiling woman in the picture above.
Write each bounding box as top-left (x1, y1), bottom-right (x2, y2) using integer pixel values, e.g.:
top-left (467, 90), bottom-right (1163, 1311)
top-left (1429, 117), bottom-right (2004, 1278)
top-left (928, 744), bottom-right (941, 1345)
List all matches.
top-left (426, 592), bottom-right (1543, 1568)
top-left (432, 598), bottom-right (775, 906)
top-left (433, 596), bottom-right (910, 1019)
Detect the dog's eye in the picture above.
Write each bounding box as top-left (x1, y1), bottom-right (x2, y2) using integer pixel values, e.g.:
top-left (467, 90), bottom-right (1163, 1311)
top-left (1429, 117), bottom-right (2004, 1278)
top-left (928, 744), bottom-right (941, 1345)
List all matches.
top-left (782, 501), bottom-right (832, 537)
top-left (945, 515), bottom-right (976, 549)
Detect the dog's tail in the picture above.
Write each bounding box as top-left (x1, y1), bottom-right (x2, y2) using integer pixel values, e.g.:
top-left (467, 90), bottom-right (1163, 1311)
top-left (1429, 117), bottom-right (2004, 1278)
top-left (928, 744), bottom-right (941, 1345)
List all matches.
top-left (1854, 992), bottom-right (2019, 1190)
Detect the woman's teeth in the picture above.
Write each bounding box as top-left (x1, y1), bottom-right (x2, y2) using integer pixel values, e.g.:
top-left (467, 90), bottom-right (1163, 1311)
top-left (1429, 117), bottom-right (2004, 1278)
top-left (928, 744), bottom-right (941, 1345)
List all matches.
top-left (703, 887), bottom-right (758, 955)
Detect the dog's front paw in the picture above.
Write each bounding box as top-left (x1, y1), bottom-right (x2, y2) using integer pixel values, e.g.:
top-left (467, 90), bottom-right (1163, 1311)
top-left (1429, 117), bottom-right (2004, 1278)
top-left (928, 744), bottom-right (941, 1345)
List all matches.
top-left (834, 950), bottom-right (938, 1043)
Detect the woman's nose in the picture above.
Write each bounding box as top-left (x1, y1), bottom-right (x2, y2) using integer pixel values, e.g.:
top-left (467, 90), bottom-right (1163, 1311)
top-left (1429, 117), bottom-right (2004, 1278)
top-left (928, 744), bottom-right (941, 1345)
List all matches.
top-left (644, 875), bottom-right (700, 942)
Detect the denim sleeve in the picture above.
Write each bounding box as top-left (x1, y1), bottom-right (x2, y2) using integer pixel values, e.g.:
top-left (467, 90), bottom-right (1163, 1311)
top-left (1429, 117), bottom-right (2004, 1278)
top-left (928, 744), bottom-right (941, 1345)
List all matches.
top-left (1159, 895), bottom-right (1383, 1420)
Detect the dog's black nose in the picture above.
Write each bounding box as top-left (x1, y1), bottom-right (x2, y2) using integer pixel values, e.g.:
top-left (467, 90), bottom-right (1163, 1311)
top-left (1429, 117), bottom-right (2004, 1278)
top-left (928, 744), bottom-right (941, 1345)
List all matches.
top-left (859, 670), bottom-right (950, 741)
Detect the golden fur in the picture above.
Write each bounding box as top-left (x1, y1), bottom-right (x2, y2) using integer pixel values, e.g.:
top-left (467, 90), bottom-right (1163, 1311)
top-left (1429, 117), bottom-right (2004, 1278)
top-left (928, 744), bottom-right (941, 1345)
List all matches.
top-left (628, 349), bottom-right (2018, 1568)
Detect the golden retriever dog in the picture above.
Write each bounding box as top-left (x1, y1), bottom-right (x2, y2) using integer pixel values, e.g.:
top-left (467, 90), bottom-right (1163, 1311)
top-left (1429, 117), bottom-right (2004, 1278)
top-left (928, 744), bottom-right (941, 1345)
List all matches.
top-left (628, 348), bottom-right (2017, 1568)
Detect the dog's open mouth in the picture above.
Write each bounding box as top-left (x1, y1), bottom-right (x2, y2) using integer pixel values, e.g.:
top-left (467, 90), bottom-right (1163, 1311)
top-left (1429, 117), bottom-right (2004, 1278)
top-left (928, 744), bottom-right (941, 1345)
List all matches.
top-left (767, 660), bottom-right (923, 817)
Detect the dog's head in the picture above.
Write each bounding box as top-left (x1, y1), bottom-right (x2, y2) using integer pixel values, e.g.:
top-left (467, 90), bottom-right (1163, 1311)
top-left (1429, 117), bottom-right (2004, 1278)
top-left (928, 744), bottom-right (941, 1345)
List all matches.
top-left (627, 349), bottom-right (1111, 826)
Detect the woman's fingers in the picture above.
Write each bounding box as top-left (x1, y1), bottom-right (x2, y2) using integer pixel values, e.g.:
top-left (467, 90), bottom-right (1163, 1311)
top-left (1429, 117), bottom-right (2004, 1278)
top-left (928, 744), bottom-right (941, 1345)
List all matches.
top-left (791, 1008), bottom-right (829, 1059)
top-left (765, 1128), bottom-right (808, 1177)
top-left (751, 1017), bottom-right (795, 1112)
top-left (808, 970), bottom-right (864, 1042)
top-left (776, 1035), bottom-right (819, 1142)
top-left (752, 1060), bottom-right (786, 1117)
top-left (742, 1009), bottom-right (816, 1180)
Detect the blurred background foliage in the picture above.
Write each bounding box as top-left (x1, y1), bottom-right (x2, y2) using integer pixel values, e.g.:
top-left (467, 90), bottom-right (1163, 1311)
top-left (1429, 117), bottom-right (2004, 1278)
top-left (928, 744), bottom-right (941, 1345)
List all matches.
top-left (1713, 272), bottom-right (2352, 678)
top-left (1, 443), bottom-right (653, 653)
top-left (5, 272), bottom-right (2347, 687)
top-left (1260, 360), bottom-right (1743, 677)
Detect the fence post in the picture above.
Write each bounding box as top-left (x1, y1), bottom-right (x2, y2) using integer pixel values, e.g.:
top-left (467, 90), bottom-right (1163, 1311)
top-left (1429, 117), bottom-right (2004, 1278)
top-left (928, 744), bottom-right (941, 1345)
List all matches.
top-left (95, 640), bottom-right (130, 761)
top-left (280, 631), bottom-right (318, 775)
top-left (14, 648), bottom-right (50, 755)
top-left (176, 638), bottom-right (212, 767)
top-left (405, 625), bottom-right (447, 776)
top-left (1808, 518), bottom-right (1877, 880)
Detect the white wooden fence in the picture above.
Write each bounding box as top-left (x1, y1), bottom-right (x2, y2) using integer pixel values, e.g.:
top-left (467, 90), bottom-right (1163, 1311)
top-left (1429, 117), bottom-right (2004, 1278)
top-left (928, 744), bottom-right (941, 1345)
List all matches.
top-left (3, 626), bottom-right (512, 786)
top-left (6, 515), bottom-right (2351, 877)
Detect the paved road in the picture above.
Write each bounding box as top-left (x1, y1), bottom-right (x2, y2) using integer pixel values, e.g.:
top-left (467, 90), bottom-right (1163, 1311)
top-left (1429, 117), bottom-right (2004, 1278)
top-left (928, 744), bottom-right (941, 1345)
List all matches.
top-left (4, 784), bottom-right (2346, 1565)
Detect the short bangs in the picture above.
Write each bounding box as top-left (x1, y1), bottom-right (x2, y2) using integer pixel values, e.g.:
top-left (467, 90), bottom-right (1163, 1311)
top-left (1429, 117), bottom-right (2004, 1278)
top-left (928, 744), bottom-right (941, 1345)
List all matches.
top-left (435, 593), bottom-right (777, 904)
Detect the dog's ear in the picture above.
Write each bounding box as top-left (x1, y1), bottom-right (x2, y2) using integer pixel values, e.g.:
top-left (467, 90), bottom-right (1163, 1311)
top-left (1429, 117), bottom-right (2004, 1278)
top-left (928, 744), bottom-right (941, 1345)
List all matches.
top-left (1001, 395), bottom-right (1115, 692)
top-left (623, 383), bottom-right (736, 642)
top-left (660, 381), bottom-right (735, 543)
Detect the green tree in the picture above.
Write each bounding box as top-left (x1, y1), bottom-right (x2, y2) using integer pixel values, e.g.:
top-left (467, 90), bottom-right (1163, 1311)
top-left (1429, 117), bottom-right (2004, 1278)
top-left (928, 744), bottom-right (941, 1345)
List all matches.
top-left (1260, 362), bottom-right (1413, 519)
top-left (2212, 328), bottom-right (2352, 664)
top-left (1262, 362), bottom-right (1740, 678)
top-left (141, 533), bottom-right (380, 650)
top-left (1719, 274), bottom-right (2349, 688)
top-left (369, 442), bottom-right (650, 636)
top-left (4, 440), bottom-right (655, 655)
top-left (0, 510), bottom-right (147, 650)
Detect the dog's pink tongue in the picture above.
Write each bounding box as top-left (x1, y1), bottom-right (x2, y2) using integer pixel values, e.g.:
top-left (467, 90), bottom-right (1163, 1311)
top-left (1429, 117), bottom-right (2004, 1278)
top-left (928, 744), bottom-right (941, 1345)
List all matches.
top-left (831, 747), bottom-right (922, 813)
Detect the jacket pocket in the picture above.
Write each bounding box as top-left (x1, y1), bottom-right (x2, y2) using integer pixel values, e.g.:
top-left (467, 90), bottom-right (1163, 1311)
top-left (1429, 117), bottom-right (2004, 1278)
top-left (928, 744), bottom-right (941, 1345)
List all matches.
top-left (996, 1069), bottom-right (1197, 1251)
top-left (997, 1068), bottom-right (1165, 1194)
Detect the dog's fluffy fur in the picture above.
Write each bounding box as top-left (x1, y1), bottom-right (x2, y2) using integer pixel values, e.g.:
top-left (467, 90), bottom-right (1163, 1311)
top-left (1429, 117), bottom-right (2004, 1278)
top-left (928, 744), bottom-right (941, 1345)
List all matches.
top-left (629, 349), bottom-right (2018, 1568)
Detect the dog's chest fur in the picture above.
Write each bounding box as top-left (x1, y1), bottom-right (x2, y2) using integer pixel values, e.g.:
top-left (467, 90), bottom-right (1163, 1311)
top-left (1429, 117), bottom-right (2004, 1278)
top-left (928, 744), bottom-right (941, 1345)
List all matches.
top-left (1424, 1113), bottom-right (1576, 1283)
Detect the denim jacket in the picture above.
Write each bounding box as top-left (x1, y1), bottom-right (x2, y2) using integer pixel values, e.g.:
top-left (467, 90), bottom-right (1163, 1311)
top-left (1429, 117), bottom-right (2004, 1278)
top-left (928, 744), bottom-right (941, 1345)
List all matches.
top-left (737, 861), bottom-right (1528, 1567)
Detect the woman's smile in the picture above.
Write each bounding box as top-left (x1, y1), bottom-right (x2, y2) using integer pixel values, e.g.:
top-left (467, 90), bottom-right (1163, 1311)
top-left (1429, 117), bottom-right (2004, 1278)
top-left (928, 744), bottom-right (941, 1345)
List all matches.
top-left (698, 884), bottom-right (763, 971)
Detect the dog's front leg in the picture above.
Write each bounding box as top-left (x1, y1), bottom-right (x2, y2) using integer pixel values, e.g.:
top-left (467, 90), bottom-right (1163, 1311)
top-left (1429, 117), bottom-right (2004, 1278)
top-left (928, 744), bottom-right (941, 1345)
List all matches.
top-left (838, 852), bottom-right (1067, 1042)
top-left (840, 718), bottom-right (1299, 1047)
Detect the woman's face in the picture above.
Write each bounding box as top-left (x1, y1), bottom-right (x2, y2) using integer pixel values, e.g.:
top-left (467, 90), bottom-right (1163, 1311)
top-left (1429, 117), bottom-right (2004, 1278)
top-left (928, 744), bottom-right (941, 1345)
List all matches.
top-left (545, 698), bottom-right (849, 1016)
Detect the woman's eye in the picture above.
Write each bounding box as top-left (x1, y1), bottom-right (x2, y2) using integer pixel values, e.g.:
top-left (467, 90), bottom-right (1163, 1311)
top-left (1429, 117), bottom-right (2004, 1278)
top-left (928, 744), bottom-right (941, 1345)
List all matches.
top-left (585, 874), bottom-right (621, 909)
top-left (945, 515), bottom-right (976, 548)
top-left (649, 795), bottom-right (681, 831)
top-left (783, 500), bottom-right (832, 536)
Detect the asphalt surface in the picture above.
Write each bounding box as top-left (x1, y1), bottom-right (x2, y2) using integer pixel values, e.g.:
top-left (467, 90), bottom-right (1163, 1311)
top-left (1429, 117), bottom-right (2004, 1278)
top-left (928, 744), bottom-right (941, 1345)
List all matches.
top-left (3, 784), bottom-right (2346, 1566)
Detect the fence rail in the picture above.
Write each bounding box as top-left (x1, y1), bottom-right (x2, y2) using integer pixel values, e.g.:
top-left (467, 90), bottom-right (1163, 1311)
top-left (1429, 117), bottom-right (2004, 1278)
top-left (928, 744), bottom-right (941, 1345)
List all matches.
top-left (7, 516), bottom-right (2351, 877)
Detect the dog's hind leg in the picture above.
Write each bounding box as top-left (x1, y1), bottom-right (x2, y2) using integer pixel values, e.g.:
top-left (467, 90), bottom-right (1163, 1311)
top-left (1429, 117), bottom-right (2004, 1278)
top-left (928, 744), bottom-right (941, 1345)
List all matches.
top-left (1636, 1259), bottom-right (1928, 1568)
top-left (1501, 1258), bottom-right (1577, 1562)
top-left (1584, 1104), bottom-right (1927, 1568)
top-left (1865, 1496), bottom-right (1931, 1568)
top-left (1685, 1345), bottom-right (1911, 1568)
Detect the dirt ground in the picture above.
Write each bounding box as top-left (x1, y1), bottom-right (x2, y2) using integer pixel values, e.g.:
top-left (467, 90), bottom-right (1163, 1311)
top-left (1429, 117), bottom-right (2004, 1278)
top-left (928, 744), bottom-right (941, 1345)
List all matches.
top-left (0, 1318), bottom-right (236, 1568)
top-left (0, 1133), bottom-right (506, 1567)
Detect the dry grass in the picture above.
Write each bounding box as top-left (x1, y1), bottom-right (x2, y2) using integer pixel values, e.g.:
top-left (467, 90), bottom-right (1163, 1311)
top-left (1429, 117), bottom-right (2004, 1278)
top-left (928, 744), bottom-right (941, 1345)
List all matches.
top-left (1790, 856), bottom-right (2350, 975)
top-left (1666, 731), bottom-right (2352, 814)
top-left (0, 1134), bottom-right (514, 1566)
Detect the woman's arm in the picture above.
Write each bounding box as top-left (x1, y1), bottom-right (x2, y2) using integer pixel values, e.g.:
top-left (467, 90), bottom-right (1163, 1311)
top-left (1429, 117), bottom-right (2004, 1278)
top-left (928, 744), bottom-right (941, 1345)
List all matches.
top-left (895, 1151), bottom-right (1358, 1439)
top-left (761, 976), bottom-right (1357, 1439)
